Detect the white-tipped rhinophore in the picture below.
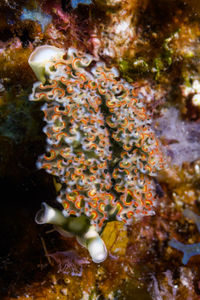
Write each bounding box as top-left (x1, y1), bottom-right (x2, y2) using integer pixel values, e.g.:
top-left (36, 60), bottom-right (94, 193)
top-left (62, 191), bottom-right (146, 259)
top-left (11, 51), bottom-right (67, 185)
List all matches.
top-left (28, 45), bottom-right (65, 84)
top-left (35, 202), bottom-right (68, 227)
top-left (35, 203), bottom-right (107, 263)
top-left (77, 226), bottom-right (107, 263)
top-left (35, 202), bottom-right (90, 235)
top-left (35, 202), bottom-right (75, 237)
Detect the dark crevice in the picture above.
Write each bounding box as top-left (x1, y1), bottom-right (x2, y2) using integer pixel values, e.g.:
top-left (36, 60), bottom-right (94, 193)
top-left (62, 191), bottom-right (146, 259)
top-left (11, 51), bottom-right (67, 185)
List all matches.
top-left (18, 28), bottom-right (34, 47)
top-left (0, 29), bottom-right (13, 44)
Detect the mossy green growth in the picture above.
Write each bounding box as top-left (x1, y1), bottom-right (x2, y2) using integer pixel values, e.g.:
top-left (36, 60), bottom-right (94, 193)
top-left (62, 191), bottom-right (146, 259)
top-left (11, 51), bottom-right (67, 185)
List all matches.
top-left (153, 29), bottom-right (181, 79)
top-left (118, 58), bottom-right (149, 82)
top-left (118, 29), bottom-right (181, 81)
top-left (182, 70), bottom-right (193, 88)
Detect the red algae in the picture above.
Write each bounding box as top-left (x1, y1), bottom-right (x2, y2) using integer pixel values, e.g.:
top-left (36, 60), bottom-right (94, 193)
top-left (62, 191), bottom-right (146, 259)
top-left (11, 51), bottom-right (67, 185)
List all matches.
top-left (46, 250), bottom-right (90, 276)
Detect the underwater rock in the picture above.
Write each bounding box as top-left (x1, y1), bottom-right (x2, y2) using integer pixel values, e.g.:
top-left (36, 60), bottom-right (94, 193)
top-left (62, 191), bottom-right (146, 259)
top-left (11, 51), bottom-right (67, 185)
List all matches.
top-left (149, 267), bottom-right (197, 300)
top-left (20, 6), bottom-right (52, 33)
top-left (169, 209), bottom-right (200, 264)
top-left (154, 107), bottom-right (200, 167)
top-left (92, 0), bottom-right (144, 59)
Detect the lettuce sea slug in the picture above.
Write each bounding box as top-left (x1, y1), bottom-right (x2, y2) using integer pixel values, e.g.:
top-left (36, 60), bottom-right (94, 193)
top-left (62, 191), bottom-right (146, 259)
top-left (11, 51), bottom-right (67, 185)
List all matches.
top-left (29, 45), bottom-right (166, 263)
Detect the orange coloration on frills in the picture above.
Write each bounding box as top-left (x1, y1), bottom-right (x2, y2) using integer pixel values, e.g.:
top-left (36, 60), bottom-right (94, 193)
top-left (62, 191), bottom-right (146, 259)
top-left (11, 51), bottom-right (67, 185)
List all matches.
top-left (29, 48), bottom-right (166, 231)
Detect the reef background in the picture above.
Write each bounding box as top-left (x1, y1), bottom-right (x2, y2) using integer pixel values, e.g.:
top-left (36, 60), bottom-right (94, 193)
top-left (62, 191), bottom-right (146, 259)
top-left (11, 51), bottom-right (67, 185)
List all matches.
top-left (1, 0), bottom-right (200, 299)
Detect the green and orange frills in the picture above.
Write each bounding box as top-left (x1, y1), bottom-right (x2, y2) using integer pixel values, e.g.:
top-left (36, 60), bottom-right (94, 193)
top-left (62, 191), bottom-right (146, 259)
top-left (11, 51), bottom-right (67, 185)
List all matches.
top-left (29, 48), bottom-right (166, 232)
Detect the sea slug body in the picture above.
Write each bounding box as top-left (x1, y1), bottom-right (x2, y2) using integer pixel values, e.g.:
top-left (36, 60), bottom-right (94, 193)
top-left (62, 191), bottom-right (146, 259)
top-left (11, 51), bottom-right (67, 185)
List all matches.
top-left (29, 45), bottom-right (166, 232)
top-left (29, 46), bottom-right (166, 262)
